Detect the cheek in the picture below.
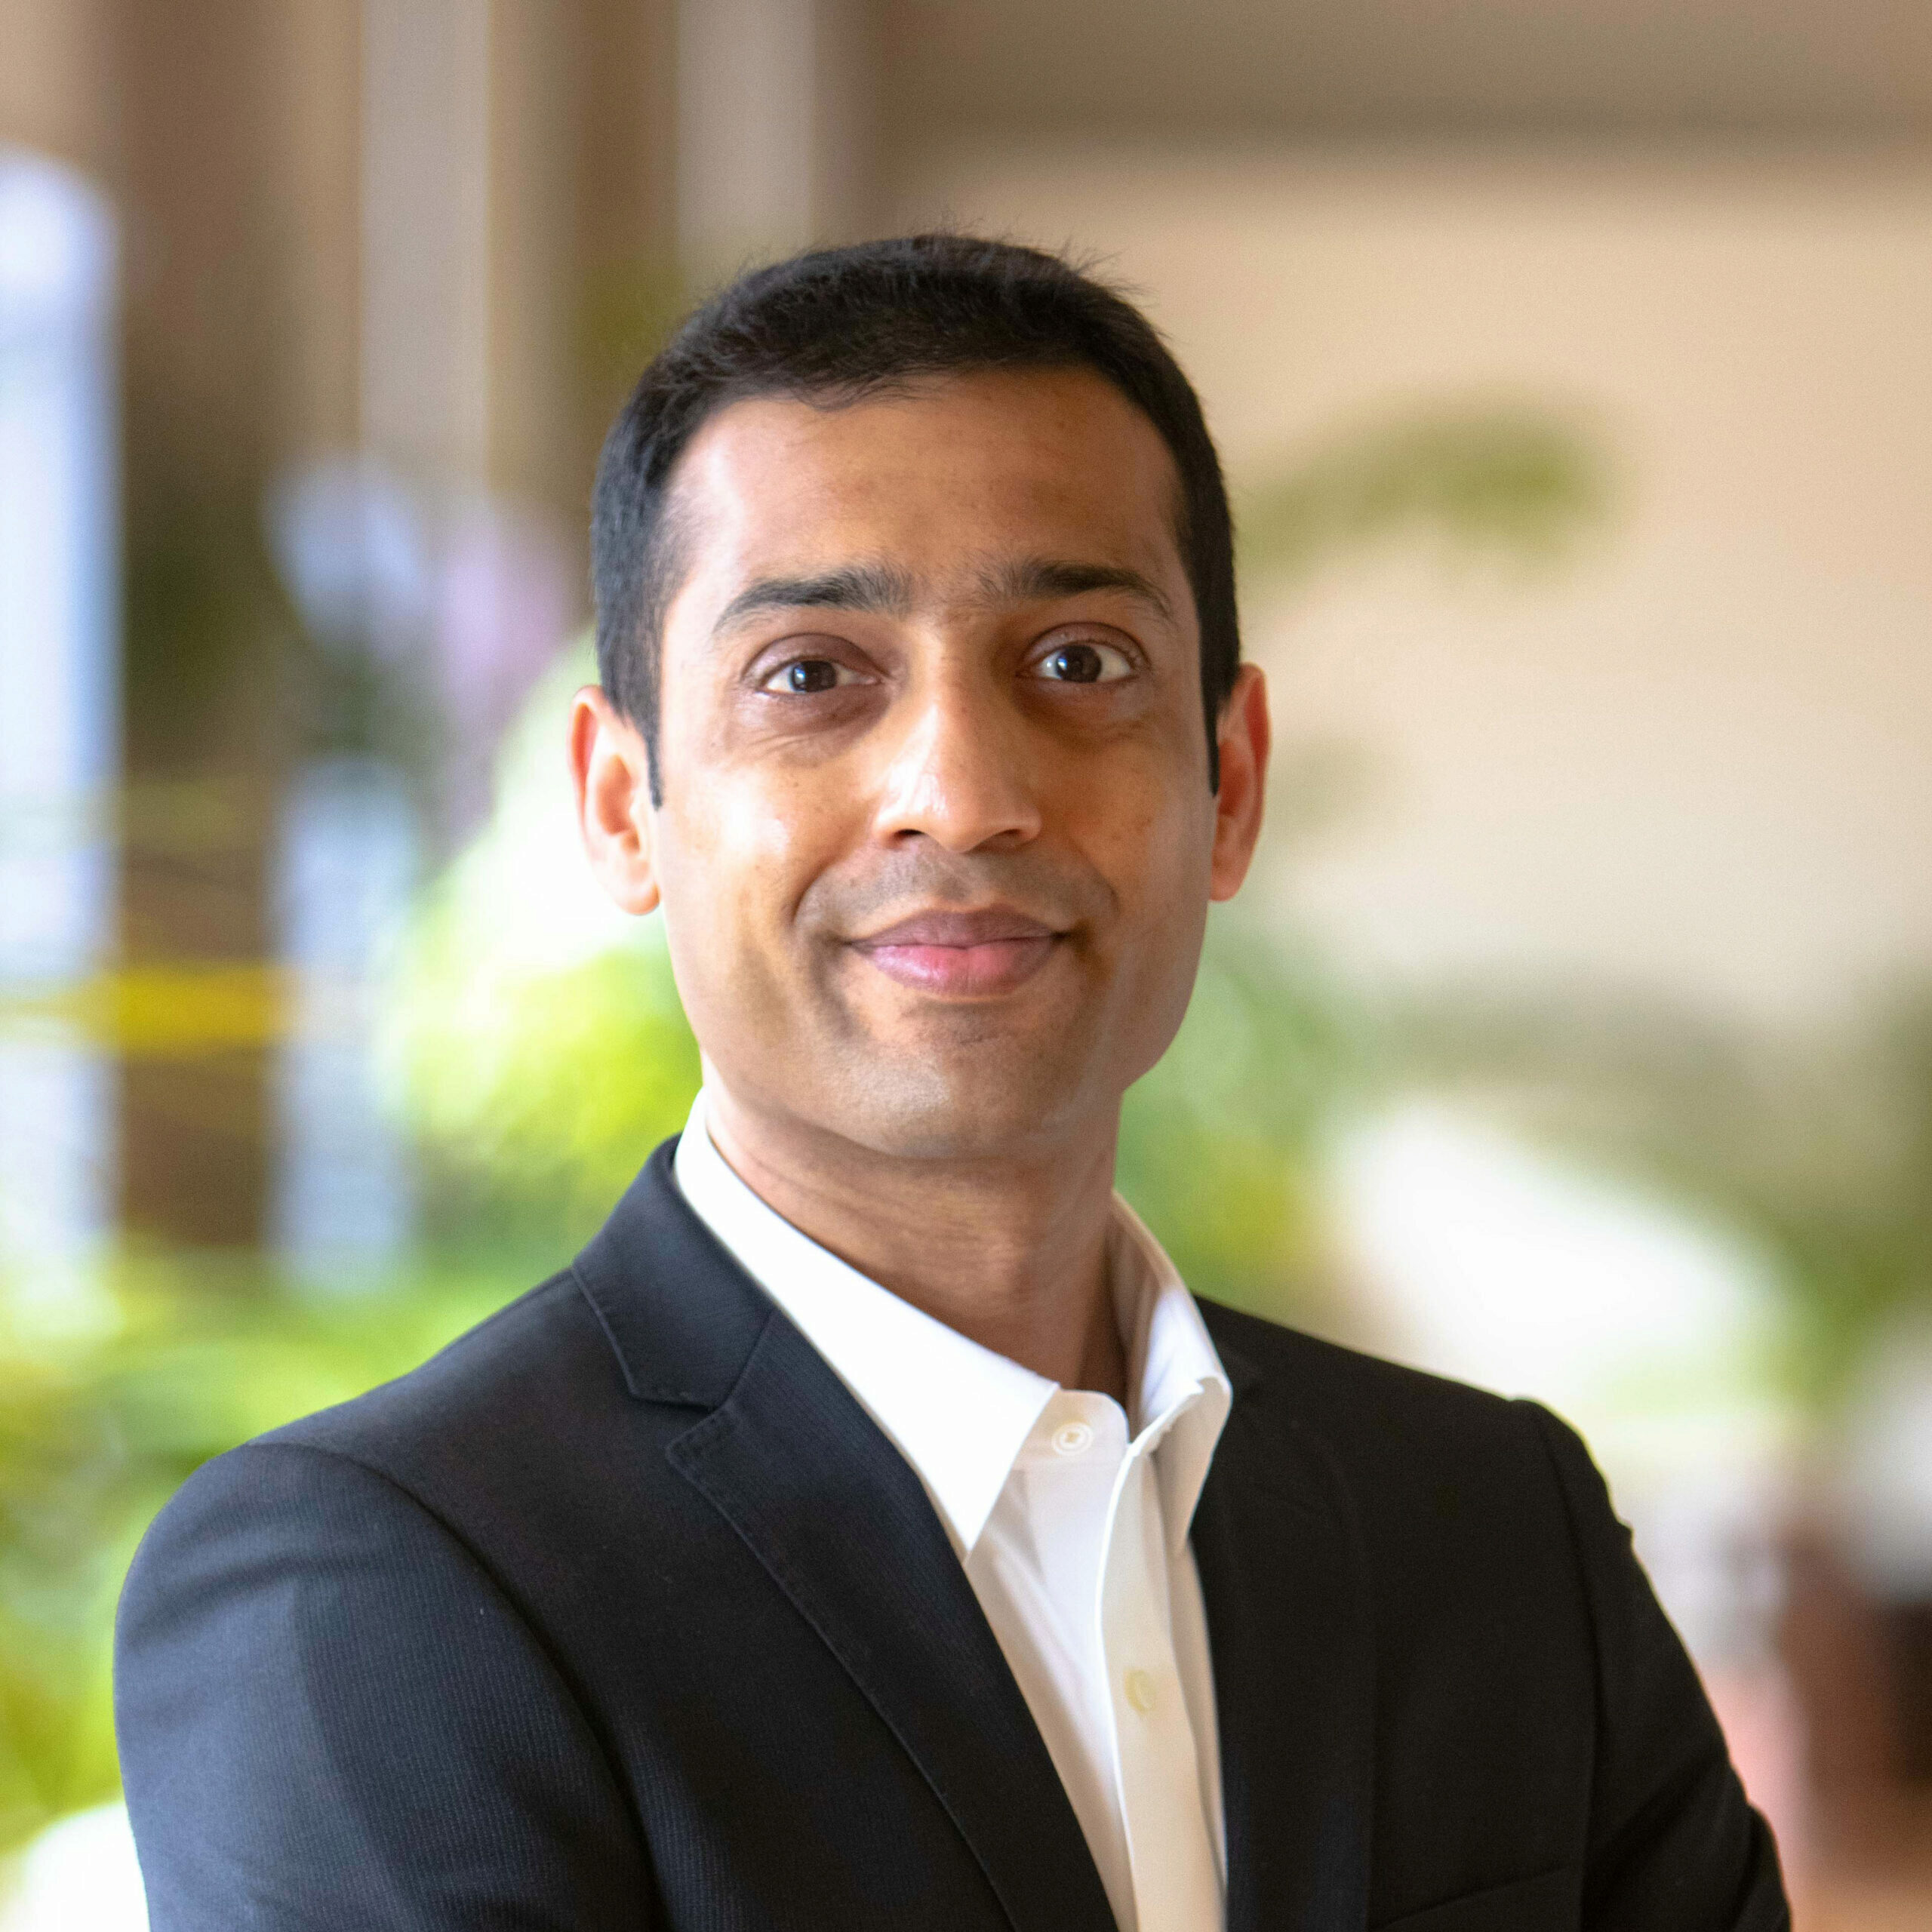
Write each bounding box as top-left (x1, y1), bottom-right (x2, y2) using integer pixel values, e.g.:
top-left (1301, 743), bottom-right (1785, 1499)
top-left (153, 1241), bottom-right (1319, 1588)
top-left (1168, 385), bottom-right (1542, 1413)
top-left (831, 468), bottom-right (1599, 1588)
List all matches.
top-left (1082, 762), bottom-right (1215, 1033)
top-left (1078, 751), bottom-right (1214, 919)
top-left (660, 763), bottom-right (848, 970)
top-left (724, 767), bottom-right (846, 912)
top-left (655, 797), bottom-right (797, 1075)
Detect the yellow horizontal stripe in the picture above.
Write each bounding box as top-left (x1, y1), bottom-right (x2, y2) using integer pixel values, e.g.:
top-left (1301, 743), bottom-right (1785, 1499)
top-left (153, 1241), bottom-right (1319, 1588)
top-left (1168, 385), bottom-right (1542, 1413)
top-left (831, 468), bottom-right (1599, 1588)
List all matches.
top-left (0, 964), bottom-right (294, 1057)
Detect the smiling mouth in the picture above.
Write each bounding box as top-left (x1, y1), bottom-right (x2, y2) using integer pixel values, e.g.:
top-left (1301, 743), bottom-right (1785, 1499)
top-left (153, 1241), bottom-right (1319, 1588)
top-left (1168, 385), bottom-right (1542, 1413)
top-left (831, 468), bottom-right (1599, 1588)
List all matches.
top-left (847, 909), bottom-right (1064, 996)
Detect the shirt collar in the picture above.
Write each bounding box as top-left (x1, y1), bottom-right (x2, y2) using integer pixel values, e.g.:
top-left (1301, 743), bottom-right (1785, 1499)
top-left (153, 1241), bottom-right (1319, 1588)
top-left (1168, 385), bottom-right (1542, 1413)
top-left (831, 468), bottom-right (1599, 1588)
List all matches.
top-left (1109, 1194), bottom-right (1232, 1550)
top-left (672, 1087), bottom-right (1231, 1557)
top-left (675, 1088), bottom-right (1054, 1553)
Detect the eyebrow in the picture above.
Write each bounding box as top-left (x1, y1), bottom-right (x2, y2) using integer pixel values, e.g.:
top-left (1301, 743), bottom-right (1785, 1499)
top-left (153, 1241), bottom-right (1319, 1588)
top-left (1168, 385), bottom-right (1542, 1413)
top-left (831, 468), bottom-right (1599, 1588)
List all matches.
top-left (972, 555), bottom-right (1174, 621)
top-left (711, 563), bottom-right (915, 636)
top-left (709, 555), bottom-right (1174, 639)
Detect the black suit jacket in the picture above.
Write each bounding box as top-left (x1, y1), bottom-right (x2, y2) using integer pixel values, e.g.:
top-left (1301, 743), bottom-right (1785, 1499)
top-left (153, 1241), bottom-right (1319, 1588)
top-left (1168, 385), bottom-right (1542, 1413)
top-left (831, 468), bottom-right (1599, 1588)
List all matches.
top-left (115, 1141), bottom-right (1788, 1930)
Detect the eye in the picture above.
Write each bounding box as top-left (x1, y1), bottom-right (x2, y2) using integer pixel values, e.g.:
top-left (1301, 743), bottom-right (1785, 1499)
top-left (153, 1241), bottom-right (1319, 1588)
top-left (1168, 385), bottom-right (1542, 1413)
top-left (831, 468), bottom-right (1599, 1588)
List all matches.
top-left (759, 657), bottom-right (865, 694)
top-left (1029, 638), bottom-right (1134, 685)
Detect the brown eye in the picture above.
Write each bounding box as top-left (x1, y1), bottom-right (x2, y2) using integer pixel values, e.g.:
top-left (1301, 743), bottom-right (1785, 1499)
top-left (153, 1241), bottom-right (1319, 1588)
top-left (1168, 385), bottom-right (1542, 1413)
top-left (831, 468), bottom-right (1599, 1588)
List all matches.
top-left (1031, 639), bottom-right (1133, 685)
top-left (759, 657), bottom-right (860, 694)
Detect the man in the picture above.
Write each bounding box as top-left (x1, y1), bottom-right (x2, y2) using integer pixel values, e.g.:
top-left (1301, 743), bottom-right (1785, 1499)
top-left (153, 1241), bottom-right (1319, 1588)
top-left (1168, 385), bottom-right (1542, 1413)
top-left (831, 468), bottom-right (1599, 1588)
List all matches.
top-left (115, 235), bottom-right (1788, 1931)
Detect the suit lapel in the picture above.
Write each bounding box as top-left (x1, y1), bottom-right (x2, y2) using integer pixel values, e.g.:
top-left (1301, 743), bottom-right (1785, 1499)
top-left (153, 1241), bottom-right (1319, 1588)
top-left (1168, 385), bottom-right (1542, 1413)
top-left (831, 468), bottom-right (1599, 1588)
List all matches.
top-left (576, 1146), bottom-right (1118, 1932)
top-left (1193, 1314), bottom-right (1376, 1932)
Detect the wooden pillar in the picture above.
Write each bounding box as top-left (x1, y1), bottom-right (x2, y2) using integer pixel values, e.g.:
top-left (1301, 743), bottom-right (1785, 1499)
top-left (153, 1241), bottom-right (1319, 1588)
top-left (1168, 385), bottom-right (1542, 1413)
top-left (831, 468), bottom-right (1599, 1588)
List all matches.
top-left (112, 0), bottom-right (361, 1251)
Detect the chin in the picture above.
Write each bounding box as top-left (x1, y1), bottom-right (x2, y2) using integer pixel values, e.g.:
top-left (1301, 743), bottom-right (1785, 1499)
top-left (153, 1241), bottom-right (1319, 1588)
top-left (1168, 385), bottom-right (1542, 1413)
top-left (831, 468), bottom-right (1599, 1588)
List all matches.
top-left (832, 1046), bottom-right (1101, 1164)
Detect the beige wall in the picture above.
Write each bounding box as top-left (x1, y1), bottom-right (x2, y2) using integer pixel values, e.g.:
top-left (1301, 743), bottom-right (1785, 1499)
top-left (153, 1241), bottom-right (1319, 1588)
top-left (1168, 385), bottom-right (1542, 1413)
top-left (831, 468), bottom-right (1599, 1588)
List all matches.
top-left (0, 0), bottom-right (115, 175)
top-left (900, 146), bottom-right (1932, 1021)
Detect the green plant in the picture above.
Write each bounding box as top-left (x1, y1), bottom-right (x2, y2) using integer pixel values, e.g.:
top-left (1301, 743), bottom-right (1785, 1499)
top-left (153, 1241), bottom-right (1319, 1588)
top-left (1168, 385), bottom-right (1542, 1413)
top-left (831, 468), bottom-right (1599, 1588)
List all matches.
top-left (1237, 401), bottom-right (1612, 586)
top-left (1118, 917), bottom-right (1363, 1323)
top-left (0, 1261), bottom-right (516, 1859)
top-left (1393, 985), bottom-right (1932, 1414)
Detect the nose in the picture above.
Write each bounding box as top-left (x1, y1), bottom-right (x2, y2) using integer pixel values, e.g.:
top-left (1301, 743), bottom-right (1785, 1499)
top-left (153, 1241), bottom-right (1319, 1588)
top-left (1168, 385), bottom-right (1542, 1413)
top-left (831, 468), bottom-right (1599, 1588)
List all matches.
top-left (870, 663), bottom-right (1042, 854)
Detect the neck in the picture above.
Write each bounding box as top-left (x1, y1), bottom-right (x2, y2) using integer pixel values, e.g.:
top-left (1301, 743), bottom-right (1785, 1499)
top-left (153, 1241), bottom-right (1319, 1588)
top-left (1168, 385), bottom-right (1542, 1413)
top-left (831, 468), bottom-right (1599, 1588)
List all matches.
top-left (700, 1080), bottom-right (1129, 1403)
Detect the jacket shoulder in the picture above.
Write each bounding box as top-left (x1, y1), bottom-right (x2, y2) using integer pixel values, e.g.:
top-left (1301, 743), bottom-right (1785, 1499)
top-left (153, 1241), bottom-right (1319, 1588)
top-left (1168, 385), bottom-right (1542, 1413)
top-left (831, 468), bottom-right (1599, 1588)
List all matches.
top-left (121, 1267), bottom-right (629, 1583)
top-left (1196, 1297), bottom-right (1583, 1560)
top-left (1198, 1296), bottom-right (1533, 1441)
top-left (260, 1266), bottom-right (626, 1471)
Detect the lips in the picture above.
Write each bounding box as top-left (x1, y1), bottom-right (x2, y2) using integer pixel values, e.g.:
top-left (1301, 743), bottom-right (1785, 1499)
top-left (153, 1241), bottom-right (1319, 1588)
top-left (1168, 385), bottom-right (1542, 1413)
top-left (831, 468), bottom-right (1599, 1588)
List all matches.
top-left (848, 907), bottom-right (1063, 995)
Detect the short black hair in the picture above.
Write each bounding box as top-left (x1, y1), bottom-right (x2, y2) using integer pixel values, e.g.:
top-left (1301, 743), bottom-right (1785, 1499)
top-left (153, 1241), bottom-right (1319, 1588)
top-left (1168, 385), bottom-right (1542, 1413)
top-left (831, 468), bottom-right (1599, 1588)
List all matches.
top-left (591, 232), bottom-right (1240, 801)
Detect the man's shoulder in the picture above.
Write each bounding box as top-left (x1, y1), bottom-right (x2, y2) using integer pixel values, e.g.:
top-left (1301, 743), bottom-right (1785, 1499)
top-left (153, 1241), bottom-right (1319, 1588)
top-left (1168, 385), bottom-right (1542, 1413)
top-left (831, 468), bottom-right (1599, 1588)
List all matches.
top-left (1195, 1299), bottom-right (1612, 1672)
top-left (141, 1145), bottom-right (770, 1573)
top-left (266, 1264), bottom-right (622, 1463)
top-left (235, 1140), bottom-right (747, 1492)
top-left (1196, 1296), bottom-right (1580, 1529)
top-left (154, 1257), bottom-right (660, 1556)
top-left (1199, 1294), bottom-right (1529, 1429)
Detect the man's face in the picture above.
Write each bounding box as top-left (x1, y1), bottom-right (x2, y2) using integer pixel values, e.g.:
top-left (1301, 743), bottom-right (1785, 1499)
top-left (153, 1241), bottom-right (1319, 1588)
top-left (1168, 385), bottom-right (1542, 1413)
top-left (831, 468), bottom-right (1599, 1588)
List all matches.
top-left (580, 368), bottom-right (1266, 1164)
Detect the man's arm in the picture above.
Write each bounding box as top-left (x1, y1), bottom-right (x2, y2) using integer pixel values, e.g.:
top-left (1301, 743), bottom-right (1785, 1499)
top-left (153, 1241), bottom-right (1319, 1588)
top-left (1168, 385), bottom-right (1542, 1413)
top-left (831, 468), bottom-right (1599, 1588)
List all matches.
top-left (115, 1440), bottom-right (651, 1930)
top-left (1521, 1402), bottom-right (1790, 1931)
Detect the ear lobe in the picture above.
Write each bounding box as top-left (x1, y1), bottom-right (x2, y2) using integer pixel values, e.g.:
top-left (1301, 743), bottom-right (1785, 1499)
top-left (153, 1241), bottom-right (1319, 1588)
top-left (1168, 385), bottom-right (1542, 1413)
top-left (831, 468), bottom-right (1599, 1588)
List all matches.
top-left (570, 685), bottom-right (662, 917)
top-left (1208, 663), bottom-right (1270, 903)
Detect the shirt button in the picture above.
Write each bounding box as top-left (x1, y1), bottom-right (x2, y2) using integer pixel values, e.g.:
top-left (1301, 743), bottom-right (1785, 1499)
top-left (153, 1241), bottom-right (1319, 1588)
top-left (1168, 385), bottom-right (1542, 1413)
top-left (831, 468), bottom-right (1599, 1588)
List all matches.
top-left (1051, 1420), bottom-right (1094, 1457)
top-left (1124, 1668), bottom-right (1158, 1714)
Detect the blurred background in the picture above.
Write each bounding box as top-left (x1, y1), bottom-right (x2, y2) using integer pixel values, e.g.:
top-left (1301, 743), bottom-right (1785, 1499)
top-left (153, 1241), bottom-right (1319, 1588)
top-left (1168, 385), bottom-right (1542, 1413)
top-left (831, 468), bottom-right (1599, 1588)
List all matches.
top-left (2, 1), bottom-right (1931, 1924)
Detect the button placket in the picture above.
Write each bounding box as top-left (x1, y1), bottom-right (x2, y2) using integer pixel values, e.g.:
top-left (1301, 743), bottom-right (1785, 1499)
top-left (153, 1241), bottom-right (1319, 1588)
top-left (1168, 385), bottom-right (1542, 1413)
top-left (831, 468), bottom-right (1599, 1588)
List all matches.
top-left (1096, 1439), bottom-right (1221, 1932)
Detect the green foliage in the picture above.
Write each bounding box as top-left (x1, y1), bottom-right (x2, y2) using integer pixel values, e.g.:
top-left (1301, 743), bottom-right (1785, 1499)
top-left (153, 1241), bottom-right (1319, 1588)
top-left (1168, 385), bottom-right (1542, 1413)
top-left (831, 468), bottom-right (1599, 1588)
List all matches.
top-left (0, 1326), bottom-right (128, 1853)
top-left (0, 1263), bottom-right (515, 1860)
top-left (1238, 402), bottom-right (1612, 587)
top-left (1396, 985), bottom-right (1932, 1413)
top-left (1119, 918), bottom-right (1361, 1323)
top-left (383, 639), bottom-right (703, 1249)
top-left (405, 941), bottom-right (702, 1251)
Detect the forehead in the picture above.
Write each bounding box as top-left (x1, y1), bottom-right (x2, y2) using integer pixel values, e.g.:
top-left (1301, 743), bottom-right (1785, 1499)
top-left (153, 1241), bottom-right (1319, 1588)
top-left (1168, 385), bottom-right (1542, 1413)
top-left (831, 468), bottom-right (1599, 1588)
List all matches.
top-left (661, 368), bottom-right (1190, 611)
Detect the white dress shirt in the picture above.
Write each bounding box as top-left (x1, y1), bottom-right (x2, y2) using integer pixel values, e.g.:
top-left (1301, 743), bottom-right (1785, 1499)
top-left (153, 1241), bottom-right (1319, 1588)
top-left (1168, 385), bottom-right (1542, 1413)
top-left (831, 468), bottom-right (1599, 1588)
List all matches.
top-left (673, 1088), bottom-right (1231, 1932)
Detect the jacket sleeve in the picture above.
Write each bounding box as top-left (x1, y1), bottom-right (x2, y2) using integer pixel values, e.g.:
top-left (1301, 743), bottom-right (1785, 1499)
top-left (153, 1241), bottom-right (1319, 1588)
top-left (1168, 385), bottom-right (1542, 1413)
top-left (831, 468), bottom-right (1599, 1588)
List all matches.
top-left (115, 1439), bottom-right (652, 1931)
top-left (1520, 1401), bottom-right (1790, 1932)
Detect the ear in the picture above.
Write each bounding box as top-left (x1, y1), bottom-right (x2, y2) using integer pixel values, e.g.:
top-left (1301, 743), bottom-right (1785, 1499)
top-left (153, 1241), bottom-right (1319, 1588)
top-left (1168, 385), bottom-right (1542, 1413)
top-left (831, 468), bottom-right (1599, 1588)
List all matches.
top-left (569, 686), bottom-right (661, 916)
top-left (1208, 663), bottom-right (1271, 903)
